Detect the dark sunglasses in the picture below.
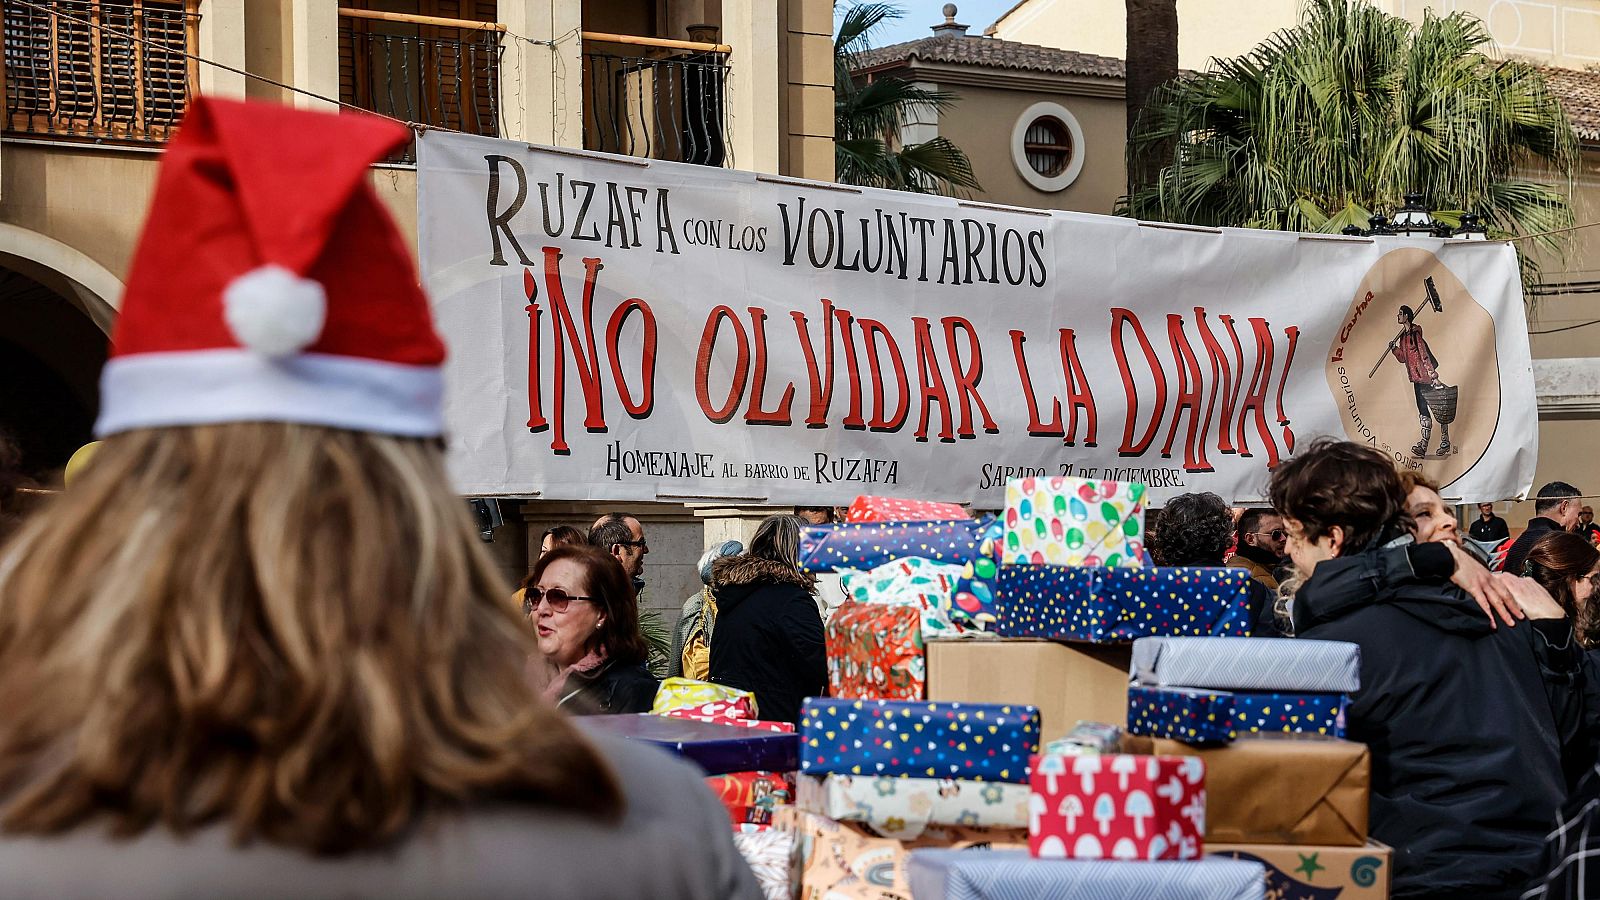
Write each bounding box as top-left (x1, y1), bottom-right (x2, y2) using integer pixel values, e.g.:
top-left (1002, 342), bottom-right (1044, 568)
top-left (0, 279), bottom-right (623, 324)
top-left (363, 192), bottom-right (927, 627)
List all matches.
top-left (526, 587), bottom-right (593, 614)
top-left (613, 539), bottom-right (649, 551)
top-left (1251, 530), bottom-right (1287, 542)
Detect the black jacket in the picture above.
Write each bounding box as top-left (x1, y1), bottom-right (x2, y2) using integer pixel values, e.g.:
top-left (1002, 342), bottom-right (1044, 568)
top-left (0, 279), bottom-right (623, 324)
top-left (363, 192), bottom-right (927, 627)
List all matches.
top-left (558, 660), bottom-right (660, 716)
top-left (707, 555), bottom-right (826, 724)
top-left (1293, 542), bottom-right (1585, 899)
top-left (1503, 517), bottom-right (1562, 574)
top-left (1469, 514), bottom-right (1511, 544)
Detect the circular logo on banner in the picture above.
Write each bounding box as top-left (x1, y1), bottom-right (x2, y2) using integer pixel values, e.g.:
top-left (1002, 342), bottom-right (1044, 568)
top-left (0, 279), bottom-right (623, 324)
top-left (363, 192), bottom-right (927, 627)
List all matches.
top-left (1324, 248), bottom-right (1500, 489)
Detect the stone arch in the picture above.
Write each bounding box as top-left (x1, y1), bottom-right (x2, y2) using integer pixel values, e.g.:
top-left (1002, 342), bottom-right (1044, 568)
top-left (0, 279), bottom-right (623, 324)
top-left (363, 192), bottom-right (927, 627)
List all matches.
top-left (0, 222), bottom-right (123, 333)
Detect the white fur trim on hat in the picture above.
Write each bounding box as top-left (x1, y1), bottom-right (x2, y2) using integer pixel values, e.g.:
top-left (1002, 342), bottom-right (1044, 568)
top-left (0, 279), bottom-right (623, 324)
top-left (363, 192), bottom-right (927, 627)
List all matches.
top-left (94, 349), bottom-right (443, 437)
top-left (223, 265), bottom-right (327, 357)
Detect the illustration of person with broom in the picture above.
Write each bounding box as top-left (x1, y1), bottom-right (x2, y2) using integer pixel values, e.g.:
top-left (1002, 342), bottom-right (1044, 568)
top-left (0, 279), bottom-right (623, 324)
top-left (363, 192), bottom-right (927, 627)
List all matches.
top-left (1390, 301), bottom-right (1453, 458)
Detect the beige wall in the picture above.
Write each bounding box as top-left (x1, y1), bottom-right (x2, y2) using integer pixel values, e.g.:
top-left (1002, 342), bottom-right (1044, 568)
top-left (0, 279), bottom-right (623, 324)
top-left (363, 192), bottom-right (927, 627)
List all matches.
top-left (0, 145), bottom-right (158, 288)
top-left (992, 0), bottom-right (1600, 70)
top-left (937, 83), bottom-right (1126, 214)
top-left (1527, 152), bottom-right (1600, 359)
top-left (785, 0), bottom-right (836, 180)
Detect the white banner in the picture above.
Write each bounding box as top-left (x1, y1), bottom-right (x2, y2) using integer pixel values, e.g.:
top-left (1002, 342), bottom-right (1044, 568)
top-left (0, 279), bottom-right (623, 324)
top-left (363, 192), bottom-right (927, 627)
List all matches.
top-left (418, 132), bottom-right (1536, 505)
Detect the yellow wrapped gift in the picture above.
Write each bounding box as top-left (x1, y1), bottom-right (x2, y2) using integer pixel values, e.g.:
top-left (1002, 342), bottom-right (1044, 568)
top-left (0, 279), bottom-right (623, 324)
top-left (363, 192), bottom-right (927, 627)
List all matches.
top-left (650, 677), bottom-right (759, 718)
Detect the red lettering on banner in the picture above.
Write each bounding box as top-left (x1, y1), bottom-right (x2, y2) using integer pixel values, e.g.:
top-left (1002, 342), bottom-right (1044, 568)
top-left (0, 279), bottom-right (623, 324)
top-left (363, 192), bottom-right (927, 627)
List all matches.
top-left (792, 300), bottom-right (837, 427)
top-left (834, 305), bottom-right (867, 429)
top-left (695, 305), bottom-right (749, 424)
top-left (744, 306), bottom-right (796, 425)
top-left (1111, 308), bottom-right (1168, 456)
top-left (860, 318), bottom-right (910, 431)
top-left (1275, 325), bottom-right (1300, 453)
top-left (541, 248), bottom-right (609, 453)
top-left (1194, 309), bottom-right (1236, 456)
top-left (912, 316), bottom-right (954, 442)
top-left (1010, 330), bottom-right (1063, 437)
top-left (1058, 328), bottom-right (1097, 447)
top-left (1160, 314), bottom-right (1213, 472)
top-left (944, 317), bottom-right (998, 437)
top-left (605, 298), bottom-right (656, 417)
top-left (1234, 317), bottom-right (1281, 467)
top-left (523, 268), bottom-right (548, 434)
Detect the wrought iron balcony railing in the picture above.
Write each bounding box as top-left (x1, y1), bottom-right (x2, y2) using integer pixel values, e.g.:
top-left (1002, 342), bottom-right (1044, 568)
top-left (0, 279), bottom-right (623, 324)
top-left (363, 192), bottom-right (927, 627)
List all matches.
top-left (3, 0), bottom-right (198, 144)
top-left (338, 8), bottom-right (503, 164)
top-left (583, 46), bottom-right (729, 167)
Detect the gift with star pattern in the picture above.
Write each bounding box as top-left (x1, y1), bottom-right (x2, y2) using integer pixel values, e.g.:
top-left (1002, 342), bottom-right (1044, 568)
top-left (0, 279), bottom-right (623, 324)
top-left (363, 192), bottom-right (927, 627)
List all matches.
top-left (1027, 752), bottom-right (1207, 861)
top-left (799, 698), bottom-right (1040, 783)
top-left (1127, 686), bottom-right (1348, 745)
top-left (991, 566), bottom-right (1254, 642)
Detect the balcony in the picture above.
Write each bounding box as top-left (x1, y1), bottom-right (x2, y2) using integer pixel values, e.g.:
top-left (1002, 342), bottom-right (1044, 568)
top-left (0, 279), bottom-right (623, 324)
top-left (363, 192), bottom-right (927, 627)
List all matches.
top-left (338, 7), bottom-right (503, 164)
top-left (582, 34), bottom-right (729, 167)
top-left (2, 0), bottom-right (198, 145)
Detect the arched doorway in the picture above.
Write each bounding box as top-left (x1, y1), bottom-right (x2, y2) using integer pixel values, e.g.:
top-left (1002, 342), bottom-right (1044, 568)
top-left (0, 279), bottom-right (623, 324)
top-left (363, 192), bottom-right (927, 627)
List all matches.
top-left (0, 264), bottom-right (108, 480)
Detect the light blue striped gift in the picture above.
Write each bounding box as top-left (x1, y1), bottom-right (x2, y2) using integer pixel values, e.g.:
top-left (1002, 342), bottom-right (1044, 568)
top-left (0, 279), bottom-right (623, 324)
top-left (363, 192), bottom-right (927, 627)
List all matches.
top-left (906, 850), bottom-right (1265, 900)
top-left (1130, 636), bottom-right (1360, 693)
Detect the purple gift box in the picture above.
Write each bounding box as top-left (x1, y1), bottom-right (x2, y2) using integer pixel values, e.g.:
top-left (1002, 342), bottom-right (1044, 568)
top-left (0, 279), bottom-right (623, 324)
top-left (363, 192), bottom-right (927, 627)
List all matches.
top-left (799, 517), bottom-right (991, 573)
top-left (584, 714), bottom-right (799, 775)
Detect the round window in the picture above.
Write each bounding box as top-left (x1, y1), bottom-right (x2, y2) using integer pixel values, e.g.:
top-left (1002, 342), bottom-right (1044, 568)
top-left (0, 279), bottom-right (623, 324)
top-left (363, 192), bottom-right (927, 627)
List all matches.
top-left (1023, 116), bottom-right (1073, 177)
top-left (1010, 101), bottom-right (1086, 192)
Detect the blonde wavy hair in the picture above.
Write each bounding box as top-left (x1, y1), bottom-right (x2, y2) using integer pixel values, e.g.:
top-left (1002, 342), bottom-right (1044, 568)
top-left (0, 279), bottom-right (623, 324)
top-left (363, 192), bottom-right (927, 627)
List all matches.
top-left (0, 423), bottom-right (621, 854)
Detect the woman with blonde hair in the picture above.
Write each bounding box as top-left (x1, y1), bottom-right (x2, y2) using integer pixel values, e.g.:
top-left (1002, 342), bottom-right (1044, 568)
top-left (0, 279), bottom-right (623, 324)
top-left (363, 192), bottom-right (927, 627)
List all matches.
top-left (0, 97), bottom-right (757, 898)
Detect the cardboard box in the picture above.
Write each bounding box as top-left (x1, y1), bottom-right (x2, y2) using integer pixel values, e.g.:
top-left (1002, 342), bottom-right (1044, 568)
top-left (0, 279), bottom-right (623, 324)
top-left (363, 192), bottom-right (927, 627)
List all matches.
top-left (1209, 840), bottom-right (1392, 900)
top-left (926, 639), bottom-right (1130, 744)
top-left (1124, 734), bottom-right (1369, 846)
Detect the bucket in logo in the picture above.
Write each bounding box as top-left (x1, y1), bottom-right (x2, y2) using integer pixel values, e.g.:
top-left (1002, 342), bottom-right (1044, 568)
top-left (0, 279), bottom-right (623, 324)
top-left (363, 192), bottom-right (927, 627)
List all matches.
top-left (1325, 248), bottom-right (1500, 488)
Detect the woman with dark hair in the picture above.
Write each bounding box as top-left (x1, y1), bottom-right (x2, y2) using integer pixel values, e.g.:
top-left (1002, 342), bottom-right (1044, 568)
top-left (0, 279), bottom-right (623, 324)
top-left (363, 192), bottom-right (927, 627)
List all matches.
top-left (538, 524), bottom-right (586, 558)
top-left (708, 514), bottom-right (826, 724)
top-left (1151, 492), bottom-right (1282, 637)
top-left (527, 543), bottom-right (659, 715)
top-left (1525, 531), bottom-right (1600, 650)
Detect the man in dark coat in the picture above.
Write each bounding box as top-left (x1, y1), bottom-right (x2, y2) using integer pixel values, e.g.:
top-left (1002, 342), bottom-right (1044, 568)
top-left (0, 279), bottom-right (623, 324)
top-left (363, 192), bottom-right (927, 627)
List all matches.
top-left (1504, 482), bottom-right (1583, 575)
top-left (707, 516), bottom-right (826, 724)
top-left (1273, 440), bottom-right (1588, 900)
top-left (1470, 502), bottom-right (1512, 544)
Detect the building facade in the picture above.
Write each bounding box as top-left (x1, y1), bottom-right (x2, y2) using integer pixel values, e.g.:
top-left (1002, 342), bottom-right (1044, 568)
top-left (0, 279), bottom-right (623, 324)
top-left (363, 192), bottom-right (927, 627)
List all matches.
top-left (1, 0), bottom-right (834, 617)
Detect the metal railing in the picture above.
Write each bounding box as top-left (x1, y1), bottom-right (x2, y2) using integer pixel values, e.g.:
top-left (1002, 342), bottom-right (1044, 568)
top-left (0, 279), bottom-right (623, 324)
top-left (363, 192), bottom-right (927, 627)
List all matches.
top-left (583, 48), bottom-right (730, 167)
top-left (338, 9), bottom-right (502, 164)
top-left (3, 0), bottom-right (198, 144)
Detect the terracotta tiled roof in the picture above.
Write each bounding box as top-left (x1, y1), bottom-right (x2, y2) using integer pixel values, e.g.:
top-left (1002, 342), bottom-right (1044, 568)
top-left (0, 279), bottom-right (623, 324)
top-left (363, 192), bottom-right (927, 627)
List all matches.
top-left (853, 35), bottom-right (1124, 80)
top-left (1539, 65), bottom-right (1600, 143)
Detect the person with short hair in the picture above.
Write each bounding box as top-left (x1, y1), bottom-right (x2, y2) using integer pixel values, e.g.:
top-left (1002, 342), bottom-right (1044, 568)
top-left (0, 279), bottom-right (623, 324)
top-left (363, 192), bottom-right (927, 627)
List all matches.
top-left (1272, 439), bottom-right (1586, 899)
top-left (589, 512), bottom-right (649, 591)
top-left (527, 543), bottom-right (659, 715)
top-left (1154, 493), bottom-right (1282, 636)
top-left (669, 540), bottom-right (744, 681)
top-left (1504, 482), bottom-right (1584, 575)
top-left (1470, 502), bottom-right (1511, 544)
top-left (1227, 507), bottom-right (1288, 591)
top-left (794, 506), bottom-right (835, 526)
top-left (707, 515), bottom-right (826, 724)
top-left (1580, 506), bottom-right (1600, 545)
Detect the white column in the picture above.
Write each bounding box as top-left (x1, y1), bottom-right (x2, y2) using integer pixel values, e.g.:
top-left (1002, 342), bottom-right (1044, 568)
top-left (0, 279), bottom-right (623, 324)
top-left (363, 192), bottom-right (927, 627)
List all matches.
top-left (196, 0), bottom-right (246, 99)
top-left (290, 0), bottom-right (338, 110)
top-left (498, 0), bottom-right (584, 147)
top-left (723, 2), bottom-right (781, 174)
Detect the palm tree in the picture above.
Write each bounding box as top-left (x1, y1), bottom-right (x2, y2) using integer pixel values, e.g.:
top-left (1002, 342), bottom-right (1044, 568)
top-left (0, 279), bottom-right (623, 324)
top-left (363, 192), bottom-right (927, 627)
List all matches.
top-left (1125, 0), bottom-right (1178, 192)
top-left (1121, 0), bottom-right (1576, 282)
top-left (835, 2), bottom-right (980, 195)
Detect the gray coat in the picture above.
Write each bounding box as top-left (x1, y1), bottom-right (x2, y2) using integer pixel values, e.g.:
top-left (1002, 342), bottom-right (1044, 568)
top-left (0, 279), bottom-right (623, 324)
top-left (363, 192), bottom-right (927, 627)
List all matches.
top-left (0, 727), bottom-right (761, 899)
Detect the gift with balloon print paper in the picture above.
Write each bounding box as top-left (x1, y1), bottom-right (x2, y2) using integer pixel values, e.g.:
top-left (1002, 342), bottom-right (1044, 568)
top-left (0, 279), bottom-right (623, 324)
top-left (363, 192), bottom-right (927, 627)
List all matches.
top-left (1028, 752), bottom-right (1206, 861)
top-left (1003, 477), bottom-right (1146, 568)
top-left (949, 517), bottom-right (1005, 631)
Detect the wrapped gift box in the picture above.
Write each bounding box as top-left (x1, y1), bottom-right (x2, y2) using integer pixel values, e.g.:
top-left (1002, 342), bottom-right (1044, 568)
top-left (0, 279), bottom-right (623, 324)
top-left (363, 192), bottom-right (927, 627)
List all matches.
top-left (908, 850), bottom-right (1266, 900)
top-left (707, 770), bottom-right (794, 827)
top-left (840, 557), bottom-right (969, 639)
top-left (1128, 686), bottom-right (1349, 745)
top-left (799, 518), bottom-right (991, 573)
top-left (827, 601), bottom-right (926, 700)
top-left (1124, 735), bottom-right (1370, 846)
top-left (1210, 841), bottom-right (1391, 900)
top-left (950, 517), bottom-right (1005, 630)
top-left (1002, 476), bottom-right (1146, 568)
top-left (784, 810), bottom-right (1025, 900)
top-left (1131, 637), bottom-right (1361, 693)
top-left (731, 829), bottom-right (794, 900)
top-left (585, 714), bottom-right (799, 775)
top-left (651, 677), bottom-right (758, 718)
top-left (1028, 752), bottom-right (1206, 861)
top-left (795, 773), bottom-right (1030, 839)
top-left (660, 710), bottom-right (795, 733)
top-left (846, 495), bottom-right (969, 523)
top-left (993, 567), bottom-right (1253, 642)
top-left (800, 698), bottom-right (1040, 783)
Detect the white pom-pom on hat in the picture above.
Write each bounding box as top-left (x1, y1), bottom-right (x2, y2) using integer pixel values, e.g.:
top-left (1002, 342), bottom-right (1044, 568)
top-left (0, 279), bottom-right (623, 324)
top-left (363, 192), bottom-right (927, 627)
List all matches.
top-left (222, 265), bottom-right (327, 358)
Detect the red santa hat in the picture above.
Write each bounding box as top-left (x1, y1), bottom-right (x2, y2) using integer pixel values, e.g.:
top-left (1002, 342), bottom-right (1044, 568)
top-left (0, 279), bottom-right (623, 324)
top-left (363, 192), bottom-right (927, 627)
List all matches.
top-left (94, 97), bottom-right (446, 438)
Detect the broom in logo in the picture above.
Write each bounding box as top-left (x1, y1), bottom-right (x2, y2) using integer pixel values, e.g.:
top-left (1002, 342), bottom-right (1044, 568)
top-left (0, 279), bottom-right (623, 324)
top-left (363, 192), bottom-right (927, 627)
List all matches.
top-left (1369, 277), bottom-right (1457, 457)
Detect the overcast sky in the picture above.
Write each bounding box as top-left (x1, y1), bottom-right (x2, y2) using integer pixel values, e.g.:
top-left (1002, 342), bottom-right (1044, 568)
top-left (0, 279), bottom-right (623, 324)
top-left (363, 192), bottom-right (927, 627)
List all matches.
top-left (850, 0), bottom-right (1022, 46)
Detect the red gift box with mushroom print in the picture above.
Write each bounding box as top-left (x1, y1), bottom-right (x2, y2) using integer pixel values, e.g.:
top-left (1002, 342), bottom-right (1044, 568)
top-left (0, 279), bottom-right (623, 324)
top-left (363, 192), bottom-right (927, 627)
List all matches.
top-left (1028, 753), bottom-right (1206, 861)
top-left (845, 495), bottom-right (970, 524)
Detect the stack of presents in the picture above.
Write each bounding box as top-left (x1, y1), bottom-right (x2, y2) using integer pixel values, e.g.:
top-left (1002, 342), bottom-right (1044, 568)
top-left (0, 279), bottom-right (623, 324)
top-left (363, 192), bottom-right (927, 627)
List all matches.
top-left (590, 477), bottom-right (1391, 899)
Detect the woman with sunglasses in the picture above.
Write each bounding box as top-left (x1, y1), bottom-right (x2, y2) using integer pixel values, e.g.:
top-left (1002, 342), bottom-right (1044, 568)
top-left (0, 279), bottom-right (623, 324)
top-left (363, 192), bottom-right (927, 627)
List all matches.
top-left (527, 543), bottom-right (660, 714)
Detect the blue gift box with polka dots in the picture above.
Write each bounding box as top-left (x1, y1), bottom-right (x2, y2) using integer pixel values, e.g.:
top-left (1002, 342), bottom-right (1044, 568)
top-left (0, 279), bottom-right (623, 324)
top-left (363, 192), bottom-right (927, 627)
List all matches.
top-left (798, 518), bottom-right (993, 573)
top-left (1127, 685), bottom-right (1348, 745)
top-left (991, 566), bottom-right (1254, 642)
top-left (799, 698), bottom-right (1040, 783)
